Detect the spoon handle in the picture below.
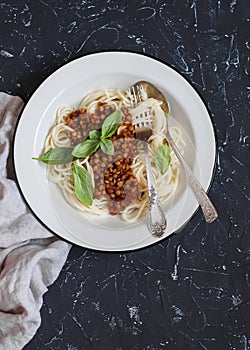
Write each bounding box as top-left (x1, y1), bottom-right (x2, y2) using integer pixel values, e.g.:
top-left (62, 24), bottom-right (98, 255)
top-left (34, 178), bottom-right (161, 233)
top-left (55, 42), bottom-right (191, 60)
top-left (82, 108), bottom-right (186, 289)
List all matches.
top-left (143, 143), bottom-right (167, 237)
top-left (166, 131), bottom-right (218, 223)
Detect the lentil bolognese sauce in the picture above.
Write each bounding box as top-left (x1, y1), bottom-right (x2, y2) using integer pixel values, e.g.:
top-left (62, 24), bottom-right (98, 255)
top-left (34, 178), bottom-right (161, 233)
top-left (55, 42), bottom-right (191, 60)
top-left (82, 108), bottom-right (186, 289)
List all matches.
top-left (66, 103), bottom-right (142, 215)
top-left (33, 88), bottom-right (185, 223)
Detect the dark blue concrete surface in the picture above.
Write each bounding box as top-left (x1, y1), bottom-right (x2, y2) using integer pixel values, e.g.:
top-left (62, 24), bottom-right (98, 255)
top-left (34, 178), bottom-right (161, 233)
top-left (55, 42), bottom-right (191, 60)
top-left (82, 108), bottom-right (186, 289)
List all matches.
top-left (1, 1), bottom-right (249, 349)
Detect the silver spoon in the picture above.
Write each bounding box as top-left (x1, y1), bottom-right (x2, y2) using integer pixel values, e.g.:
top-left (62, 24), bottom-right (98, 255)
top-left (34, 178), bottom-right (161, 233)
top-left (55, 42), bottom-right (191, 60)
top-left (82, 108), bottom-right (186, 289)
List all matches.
top-left (133, 80), bottom-right (218, 223)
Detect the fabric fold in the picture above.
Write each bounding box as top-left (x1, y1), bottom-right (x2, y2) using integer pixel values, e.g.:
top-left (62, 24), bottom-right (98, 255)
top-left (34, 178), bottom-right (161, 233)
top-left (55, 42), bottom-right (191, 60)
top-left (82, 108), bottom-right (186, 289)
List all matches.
top-left (0, 92), bottom-right (71, 350)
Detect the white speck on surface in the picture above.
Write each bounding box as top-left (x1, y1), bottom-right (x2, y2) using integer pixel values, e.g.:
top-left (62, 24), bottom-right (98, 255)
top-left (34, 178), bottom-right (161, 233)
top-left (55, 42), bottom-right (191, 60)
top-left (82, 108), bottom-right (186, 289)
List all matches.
top-left (128, 305), bottom-right (142, 325)
top-left (232, 294), bottom-right (242, 306)
top-left (171, 304), bottom-right (184, 323)
top-left (36, 54), bottom-right (45, 60)
top-left (67, 344), bottom-right (79, 350)
top-left (92, 301), bottom-right (100, 311)
top-left (109, 316), bottom-right (117, 330)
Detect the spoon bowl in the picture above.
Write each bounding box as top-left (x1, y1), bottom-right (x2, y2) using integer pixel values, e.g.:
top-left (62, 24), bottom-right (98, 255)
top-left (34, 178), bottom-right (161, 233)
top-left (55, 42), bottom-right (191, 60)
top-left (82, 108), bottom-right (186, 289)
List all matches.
top-left (134, 80), bottom-right (169, 115)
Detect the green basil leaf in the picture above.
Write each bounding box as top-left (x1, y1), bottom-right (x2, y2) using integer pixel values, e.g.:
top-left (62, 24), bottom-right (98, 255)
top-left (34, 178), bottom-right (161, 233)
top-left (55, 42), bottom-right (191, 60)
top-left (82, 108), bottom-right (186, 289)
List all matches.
top-left (155, 144), bottom-right (171, 174)
top-left (73, 163), bottom-right (93, 206)
top-left (72, 139), bottom-right (100, 158)
top-left (100, 139), bottom-right (114, 155)
top-left (101, 110), bottom-right (122, 138)
top-left (89, 130), bottom-right (101, 140)
top-left (32, 147), bottom-right (74, 165)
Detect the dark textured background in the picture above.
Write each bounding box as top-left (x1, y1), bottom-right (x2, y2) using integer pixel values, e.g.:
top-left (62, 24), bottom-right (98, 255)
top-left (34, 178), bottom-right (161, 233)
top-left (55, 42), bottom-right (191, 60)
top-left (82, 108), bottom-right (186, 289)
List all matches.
top-left (1, 1), bottom-right (249, 349)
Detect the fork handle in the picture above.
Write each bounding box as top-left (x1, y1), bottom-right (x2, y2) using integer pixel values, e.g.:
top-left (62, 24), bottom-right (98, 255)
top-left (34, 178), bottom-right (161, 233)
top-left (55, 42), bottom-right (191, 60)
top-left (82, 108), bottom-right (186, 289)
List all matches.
top-left (166, 131), bottom-right (218, 223)
top-left (143, 143), bottom-right (167, 237)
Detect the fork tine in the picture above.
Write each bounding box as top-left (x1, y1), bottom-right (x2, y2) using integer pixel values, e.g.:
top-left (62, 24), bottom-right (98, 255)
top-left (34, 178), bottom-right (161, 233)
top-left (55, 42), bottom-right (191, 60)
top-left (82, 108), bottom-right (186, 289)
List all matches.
top-left (131, 86), bottom-right (137, 107)
top-left (127, 87), bottom-right (132, 106)
top-left (128, 87), bottom-right (135, 108)
top-left (136, 85), bottom-right (143, 103)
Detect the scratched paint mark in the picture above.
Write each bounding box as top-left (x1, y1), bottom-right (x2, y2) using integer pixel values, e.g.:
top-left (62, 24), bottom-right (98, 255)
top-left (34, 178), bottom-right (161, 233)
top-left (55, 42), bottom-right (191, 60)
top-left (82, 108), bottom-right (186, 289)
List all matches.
top-left (137, 7), bottom-right (156, 20)
top-left (191, 0), bottom-right (198, 29)
top-left (230, 0), bottom-right (237, 13)
top-left (225, 34), bottom-right (240, 71)
top-left (0, 49), bottom-right (14, 58)
top-left (20, 4), bottom-right (32, 26)
top-left (231, 294), bottom-right (242, 306)
top-left (171, 305), bottom-right (185, 323)
top-left (76, 25), bottom-right (120, 52)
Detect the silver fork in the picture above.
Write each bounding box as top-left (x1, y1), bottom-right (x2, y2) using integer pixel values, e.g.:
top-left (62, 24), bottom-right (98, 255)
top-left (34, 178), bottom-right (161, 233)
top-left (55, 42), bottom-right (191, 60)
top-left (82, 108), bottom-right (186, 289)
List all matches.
top-left (129, 86), bottom-right (167, 237)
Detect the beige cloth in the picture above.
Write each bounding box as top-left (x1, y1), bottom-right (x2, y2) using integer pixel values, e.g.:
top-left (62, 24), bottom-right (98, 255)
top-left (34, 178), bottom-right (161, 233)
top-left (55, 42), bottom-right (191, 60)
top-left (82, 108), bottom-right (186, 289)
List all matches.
top-left (0, 92), bottom-right (71, 350)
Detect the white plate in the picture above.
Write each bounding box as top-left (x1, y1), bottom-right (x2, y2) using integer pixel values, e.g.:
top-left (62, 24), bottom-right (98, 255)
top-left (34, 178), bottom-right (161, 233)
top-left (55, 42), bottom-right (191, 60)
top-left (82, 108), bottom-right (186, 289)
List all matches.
top-left (14, 51), bottom-right (216, 251)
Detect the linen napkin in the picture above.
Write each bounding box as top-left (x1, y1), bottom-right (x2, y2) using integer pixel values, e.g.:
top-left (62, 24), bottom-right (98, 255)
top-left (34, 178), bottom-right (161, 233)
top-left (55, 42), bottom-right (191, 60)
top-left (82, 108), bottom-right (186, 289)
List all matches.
top-left (0, 92), bottom-right (71, 350)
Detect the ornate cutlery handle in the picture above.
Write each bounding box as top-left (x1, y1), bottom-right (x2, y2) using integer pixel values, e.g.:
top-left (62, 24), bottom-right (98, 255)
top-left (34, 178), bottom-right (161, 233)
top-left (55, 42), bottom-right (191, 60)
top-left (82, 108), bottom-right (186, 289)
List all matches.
top-left (144, 143), bottom-right (167, 237)
top-left (166, 131), bottom-right (218, 223)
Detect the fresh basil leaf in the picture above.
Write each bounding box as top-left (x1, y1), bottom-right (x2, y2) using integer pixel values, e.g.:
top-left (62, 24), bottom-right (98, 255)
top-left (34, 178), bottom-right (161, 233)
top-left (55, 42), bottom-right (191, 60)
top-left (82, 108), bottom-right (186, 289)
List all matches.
top-left (72, 139), bottom-right (100, 158)
top-left (32, 147), bottom-right (74, 165)
top-left (100, 139), bottom-right (114, 155)
top-left (89, 130), bottom-right (101, 140)
top-left (155, 144), bottom-right (171, 174)
top-left (101, 110), bottom-right (122, 138)
top-left (73, 163), bottom-right (93, 206)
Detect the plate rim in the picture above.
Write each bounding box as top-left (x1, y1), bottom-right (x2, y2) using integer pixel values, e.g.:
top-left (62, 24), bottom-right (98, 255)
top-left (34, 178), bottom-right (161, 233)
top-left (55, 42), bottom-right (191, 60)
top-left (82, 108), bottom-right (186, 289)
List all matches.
top-left (13, 50), bottom-right (217, 252)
